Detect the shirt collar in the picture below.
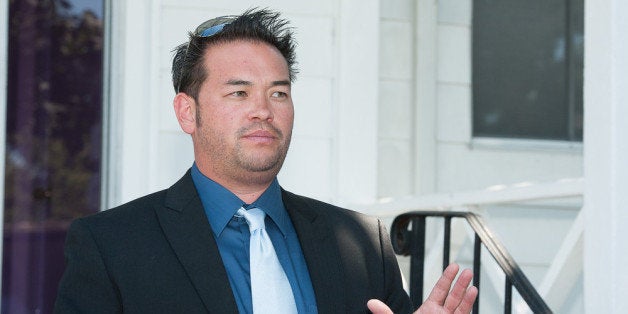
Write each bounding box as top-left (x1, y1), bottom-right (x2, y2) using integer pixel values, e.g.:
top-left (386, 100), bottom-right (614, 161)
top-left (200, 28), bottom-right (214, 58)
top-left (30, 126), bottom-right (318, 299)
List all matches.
top-left (190, 163), bottom-right (291, 237)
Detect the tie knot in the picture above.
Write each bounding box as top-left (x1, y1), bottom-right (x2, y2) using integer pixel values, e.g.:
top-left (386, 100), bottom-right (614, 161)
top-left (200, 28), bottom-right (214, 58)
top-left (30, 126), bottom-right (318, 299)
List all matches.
top-left (237, 207), bottom-right (266, 232)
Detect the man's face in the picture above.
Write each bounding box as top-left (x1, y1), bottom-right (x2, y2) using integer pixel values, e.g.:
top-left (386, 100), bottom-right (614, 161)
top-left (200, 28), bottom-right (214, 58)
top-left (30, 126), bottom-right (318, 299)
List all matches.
top-left (190, 40), bottom-right (294, 186)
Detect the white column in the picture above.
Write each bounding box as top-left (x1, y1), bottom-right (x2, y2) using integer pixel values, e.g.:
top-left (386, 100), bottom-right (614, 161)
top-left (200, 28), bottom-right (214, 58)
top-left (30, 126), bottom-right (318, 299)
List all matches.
top-left (583, 0), bottom-right (628, 312)
top-left (107, 0), bottom-right (156, 206)
top-left (336, 0), bottom-right (379, 204)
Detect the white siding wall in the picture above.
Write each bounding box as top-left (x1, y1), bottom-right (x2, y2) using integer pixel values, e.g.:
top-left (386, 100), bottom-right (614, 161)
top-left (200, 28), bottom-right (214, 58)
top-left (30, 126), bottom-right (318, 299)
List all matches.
top-left (378, 0), bottom-right (416, 198)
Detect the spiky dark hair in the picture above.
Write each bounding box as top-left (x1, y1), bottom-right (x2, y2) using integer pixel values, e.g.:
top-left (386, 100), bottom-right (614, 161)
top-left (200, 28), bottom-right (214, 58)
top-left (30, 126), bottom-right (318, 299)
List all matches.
top-left (171, 8), bottom-right (298, 100)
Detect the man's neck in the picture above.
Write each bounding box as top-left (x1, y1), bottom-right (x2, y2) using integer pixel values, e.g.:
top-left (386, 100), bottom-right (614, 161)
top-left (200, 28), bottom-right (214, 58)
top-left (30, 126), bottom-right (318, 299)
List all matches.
top-left (195, 164), bottom-right (276, 204)
top-left (226, 184), bottom-right (272, 204)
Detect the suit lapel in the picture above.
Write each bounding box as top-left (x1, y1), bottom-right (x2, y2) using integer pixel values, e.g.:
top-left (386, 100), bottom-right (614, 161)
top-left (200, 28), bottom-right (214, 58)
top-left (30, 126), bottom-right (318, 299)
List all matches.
top-left (282, 190), bottom-right (346, 313)
top-left (156, 171), bottom-right (238, 313)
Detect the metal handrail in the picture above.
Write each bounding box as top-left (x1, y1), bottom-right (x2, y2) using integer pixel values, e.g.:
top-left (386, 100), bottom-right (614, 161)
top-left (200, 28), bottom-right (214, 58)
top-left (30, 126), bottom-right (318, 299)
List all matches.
top-left (391, 211), bottom-right (552, 314)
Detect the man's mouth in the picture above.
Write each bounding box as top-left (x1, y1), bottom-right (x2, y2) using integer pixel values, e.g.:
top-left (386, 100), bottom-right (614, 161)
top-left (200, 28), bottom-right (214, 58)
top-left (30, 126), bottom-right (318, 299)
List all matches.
top-left (241, 130), bottom-right (278, 144)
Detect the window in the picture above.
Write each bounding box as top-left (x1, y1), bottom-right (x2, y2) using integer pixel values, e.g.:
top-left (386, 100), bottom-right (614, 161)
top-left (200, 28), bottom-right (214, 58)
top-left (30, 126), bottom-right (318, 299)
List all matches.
top-left (472, 0), bottom-right (584, 141)
top-left (2, 0), bottom-right (105, 312)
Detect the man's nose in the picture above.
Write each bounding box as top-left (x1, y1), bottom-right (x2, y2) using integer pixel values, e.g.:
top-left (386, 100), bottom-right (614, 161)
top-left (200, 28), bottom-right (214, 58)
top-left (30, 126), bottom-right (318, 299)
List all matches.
top-left (248, 94), bottom-right (273, 121)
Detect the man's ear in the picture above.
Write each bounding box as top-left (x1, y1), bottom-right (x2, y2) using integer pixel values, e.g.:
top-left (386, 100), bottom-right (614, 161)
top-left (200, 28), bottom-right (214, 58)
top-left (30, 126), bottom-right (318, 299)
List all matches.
top-left (173, 93), bottom-right (196, 134)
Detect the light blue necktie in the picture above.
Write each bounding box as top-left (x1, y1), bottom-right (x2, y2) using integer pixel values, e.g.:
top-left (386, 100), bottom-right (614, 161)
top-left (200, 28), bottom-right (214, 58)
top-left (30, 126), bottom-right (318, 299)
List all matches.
top-left (237, 207), bottom-right (297, 314)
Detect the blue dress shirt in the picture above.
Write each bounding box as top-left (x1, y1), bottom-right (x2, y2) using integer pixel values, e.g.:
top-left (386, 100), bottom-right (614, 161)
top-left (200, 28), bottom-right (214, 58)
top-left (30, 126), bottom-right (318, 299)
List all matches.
top-left (191, 164), bottom-right (318, 314)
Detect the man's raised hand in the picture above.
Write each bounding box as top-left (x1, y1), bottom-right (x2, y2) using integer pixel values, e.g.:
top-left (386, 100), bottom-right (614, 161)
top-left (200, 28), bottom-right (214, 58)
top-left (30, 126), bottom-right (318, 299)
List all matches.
top-left (367, 263), bottom-right (478, 314)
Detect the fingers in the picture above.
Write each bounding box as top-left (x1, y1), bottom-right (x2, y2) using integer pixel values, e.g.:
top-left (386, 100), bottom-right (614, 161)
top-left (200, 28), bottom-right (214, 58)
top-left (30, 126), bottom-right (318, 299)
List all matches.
top-left (367, 299), bottom-right (394, 314)
top-left (455, 286), bottom-right (478, 314)
top-left (425, 263), bottom-right (478, 314)
top-left (425, 263), bottom-right (460, 304)
top-left (443, 268), bottom-right (473, 311)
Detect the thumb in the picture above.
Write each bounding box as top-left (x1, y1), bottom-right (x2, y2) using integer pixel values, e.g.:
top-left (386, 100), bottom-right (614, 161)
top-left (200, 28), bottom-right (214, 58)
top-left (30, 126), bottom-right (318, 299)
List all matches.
top-left (367, 299), bottom-right (394, 314)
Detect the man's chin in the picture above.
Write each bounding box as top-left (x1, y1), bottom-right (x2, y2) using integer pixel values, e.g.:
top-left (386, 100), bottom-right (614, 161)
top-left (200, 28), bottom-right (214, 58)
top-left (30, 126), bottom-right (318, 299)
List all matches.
top-left (242, 156), bottom-right (287, 178)
top-left (241, 160), bottom-right (281, 173)
top-left (238, 150), bottom-right (286, 171)
top-left (236, 167), bottom-right (282, 186)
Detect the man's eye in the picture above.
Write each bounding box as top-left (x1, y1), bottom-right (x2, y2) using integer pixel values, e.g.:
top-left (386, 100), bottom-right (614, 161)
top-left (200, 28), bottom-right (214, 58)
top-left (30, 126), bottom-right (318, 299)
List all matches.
top-left (271, 91), bottom-right (287, 98)
top-left (231, 91), bottom-right (247, 97)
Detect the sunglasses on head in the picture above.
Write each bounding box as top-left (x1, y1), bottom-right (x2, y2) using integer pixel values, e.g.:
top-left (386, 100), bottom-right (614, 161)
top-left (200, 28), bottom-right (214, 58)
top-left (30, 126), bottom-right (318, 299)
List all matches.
top-left (176, 16), bottom-right (236, 93)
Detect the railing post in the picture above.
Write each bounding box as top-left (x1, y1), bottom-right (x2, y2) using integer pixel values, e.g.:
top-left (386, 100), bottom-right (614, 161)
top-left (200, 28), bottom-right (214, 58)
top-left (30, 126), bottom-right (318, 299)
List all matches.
top-left (409, 216), bottom-right (426, 308)
top-left (473, 233), bottom-right (481, 314)
top-left (505, 277), bottom-right (512, 314)
top-left (443, 216), bottom-right (452, 270)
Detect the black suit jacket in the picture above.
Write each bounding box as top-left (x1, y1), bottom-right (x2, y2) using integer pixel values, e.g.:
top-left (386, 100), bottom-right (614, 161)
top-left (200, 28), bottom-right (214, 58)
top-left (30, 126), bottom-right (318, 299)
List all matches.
top-left (54, 171), bottom-right (412, 313)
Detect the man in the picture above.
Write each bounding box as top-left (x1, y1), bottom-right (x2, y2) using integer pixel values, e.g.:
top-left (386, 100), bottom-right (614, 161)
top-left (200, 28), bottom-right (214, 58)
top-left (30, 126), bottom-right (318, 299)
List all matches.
top-left (54, 8), bottom-right (477, 314)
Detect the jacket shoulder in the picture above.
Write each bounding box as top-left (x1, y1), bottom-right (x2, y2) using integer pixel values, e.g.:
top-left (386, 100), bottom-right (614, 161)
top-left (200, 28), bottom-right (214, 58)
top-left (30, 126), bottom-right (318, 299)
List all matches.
top-left (75, 170), bottom-right (197, 230)
top-left (281, 189), bottom-right (379, 226)
top-left (79, 189), bottom-right (167, 224)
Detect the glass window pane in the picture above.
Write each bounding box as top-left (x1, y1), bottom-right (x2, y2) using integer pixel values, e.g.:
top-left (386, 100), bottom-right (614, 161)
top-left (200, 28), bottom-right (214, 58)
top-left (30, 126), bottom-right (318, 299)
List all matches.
top-left (472, 0), bottom-right (584, 141)
top-left (2, 0), bottom-right (104, 313)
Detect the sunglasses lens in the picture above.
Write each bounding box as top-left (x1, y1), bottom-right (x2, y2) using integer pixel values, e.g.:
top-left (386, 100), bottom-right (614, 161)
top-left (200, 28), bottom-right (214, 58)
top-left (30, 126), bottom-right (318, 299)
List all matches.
top-left (194, 16), bottom-right (235, 37)
top-left (198, 23), bottom-right (227, 37)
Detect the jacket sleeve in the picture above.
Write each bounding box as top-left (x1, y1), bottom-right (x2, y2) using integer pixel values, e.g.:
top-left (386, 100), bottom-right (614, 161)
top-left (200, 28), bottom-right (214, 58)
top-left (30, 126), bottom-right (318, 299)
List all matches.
top-left (54, 219), bottom-right (122, 314)
top-left (379, 219), bottom-right (414, 314)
